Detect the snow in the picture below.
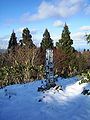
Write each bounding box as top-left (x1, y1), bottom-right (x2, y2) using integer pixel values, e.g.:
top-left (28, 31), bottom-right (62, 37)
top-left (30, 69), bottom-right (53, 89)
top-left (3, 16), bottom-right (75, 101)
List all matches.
top-left (0, 77), bottom-right (90, 120)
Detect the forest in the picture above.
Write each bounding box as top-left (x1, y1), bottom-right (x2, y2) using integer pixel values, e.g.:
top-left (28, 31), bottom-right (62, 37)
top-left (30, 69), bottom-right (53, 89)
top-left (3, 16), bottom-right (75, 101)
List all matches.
top-left (0, 24), bottom-right (90, 88)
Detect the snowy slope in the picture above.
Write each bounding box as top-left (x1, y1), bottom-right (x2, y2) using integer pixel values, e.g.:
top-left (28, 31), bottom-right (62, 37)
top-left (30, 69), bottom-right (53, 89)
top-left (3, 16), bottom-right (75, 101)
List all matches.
top-left (0, 77), bottom-right (90, 120)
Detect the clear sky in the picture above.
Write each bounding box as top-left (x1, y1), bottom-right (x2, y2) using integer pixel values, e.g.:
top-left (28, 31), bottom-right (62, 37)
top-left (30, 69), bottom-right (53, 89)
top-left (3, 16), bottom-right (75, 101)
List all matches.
top-left (0, 0), bottom-right (90, 50)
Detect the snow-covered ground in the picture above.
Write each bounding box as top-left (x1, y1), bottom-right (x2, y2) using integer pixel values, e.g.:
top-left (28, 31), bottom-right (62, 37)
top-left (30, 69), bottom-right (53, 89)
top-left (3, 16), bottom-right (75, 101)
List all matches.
top-left (0, 77), bottom-right (90, 120)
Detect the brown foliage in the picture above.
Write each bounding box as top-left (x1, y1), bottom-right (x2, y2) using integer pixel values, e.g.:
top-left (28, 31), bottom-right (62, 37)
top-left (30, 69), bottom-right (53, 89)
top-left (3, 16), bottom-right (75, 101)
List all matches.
top-left (33, 47), bottom-right (46, 66)
top-left (82, 51), bottom-right (90, 69)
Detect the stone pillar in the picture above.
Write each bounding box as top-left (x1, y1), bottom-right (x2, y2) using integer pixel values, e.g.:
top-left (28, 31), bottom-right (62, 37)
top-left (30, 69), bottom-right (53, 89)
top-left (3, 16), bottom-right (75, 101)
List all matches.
top-left (45, 49), bottom-right (55, 86)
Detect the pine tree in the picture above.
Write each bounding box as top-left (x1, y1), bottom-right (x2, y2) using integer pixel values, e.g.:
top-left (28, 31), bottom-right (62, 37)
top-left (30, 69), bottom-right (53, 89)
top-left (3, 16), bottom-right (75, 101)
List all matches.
top-left (56, 23), bottom-right (75, 55)
top-left (56, 23), bottom-right (77, 77)
top-left (40, 29), bottom-right (53, 49)
top-left (22, 28), bottom-right (35, 48)
top-left (8, 30), bottom-right (17, 50)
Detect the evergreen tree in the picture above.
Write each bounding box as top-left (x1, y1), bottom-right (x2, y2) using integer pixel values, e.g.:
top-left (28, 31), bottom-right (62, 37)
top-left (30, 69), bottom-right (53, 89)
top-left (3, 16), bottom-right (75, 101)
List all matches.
top-left (40, 29), bottom-right (53, 49)
top-left (56, 23), bottom-right (77, 77)
top-left (22, 28), bottom-right (35, 48)
top-left (56, 23), bottom-right (75, 55)
top-left (8, 30), bottom-right (17, 50)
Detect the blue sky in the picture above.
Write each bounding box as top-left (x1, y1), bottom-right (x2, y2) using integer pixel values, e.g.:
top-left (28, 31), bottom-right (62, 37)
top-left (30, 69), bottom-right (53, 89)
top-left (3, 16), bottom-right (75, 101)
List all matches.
top-left (0, 0), bottom-right (90, 50)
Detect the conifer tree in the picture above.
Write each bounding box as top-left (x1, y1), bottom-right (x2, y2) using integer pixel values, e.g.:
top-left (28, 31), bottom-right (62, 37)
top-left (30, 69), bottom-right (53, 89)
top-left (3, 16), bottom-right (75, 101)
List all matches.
top-left (40, 29), bottom-right (53, 49)
top-left (56, 23), bottom-right (77, 77)
top-left (22, 28), bottom-right (35, 48)
top-left (56, 23), bottom-right (75, 55)
top-left (8, 30), bottom-right (17, 50)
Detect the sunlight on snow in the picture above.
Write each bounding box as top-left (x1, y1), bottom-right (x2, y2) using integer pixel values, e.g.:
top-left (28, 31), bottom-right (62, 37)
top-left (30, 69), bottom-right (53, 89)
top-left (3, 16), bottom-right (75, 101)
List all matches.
top-left (43, 81), bottom-right (87, 104)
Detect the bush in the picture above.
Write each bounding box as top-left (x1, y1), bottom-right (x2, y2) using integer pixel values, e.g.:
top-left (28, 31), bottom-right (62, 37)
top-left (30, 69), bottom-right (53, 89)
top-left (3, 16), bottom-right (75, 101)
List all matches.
top-left (79, 70), bottom-right (90, 84)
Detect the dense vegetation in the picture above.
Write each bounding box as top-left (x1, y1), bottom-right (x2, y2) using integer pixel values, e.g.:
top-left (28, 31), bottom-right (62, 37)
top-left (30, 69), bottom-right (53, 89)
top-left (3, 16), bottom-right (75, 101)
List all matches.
top-left (0, 24), bottom-right (90, 87)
